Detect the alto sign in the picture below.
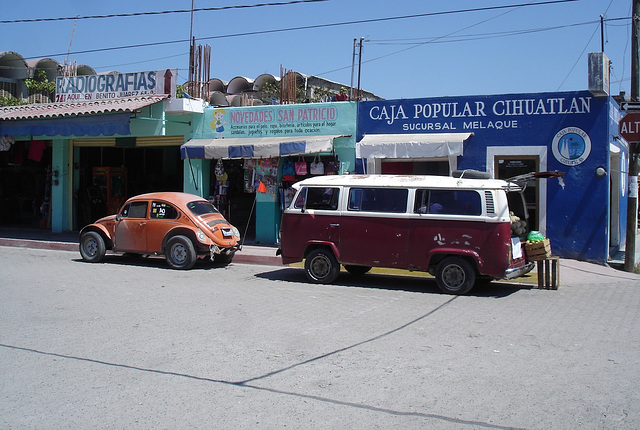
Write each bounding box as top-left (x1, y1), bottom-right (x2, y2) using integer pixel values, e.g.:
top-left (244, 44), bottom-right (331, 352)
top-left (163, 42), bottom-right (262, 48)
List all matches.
top-left (619, 112), bottom-right (640, 144)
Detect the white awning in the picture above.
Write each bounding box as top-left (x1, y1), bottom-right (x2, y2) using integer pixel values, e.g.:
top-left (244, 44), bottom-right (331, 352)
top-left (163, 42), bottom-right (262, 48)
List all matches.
top-left (181, 134), bottom-right (348, 159)
top-left (356, 132), bottom-right (473, 159)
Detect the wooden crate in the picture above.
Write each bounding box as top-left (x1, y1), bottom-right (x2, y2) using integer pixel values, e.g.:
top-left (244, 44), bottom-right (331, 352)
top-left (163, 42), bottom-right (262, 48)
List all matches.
top-left (525, 239), bottom-right (551, 261)
top-left (536, 257), bottom-right (560, 289)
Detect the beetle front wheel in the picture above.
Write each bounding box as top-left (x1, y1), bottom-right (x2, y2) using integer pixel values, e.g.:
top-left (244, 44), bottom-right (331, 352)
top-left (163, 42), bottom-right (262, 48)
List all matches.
top-left (79, 231), bottom-right (106, 263)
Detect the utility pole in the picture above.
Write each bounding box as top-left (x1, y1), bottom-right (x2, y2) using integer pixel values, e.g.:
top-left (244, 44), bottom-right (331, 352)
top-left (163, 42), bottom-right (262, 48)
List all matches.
top-left (350, 38), bottom-right (357, 100)
top-left (626, 0), bottom-right (640, 272)
top-left (356, 37), bottom-right (364, 101)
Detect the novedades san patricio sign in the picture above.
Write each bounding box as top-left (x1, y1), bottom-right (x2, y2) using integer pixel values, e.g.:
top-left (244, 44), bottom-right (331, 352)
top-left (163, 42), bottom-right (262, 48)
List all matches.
top-left (55, 69), bottom-right (177, 102)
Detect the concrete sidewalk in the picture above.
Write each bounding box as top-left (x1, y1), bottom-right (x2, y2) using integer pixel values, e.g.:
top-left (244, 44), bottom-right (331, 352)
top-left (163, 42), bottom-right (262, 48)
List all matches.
top-left (0, 226), bottom-right (283, 267)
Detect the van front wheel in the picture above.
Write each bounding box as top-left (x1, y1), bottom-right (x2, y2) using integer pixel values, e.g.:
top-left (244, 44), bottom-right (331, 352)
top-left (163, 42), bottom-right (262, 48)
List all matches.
top-left (305, 249), bottom-right (340, 284)
top-left (435, 257), bottom-right (476, 295)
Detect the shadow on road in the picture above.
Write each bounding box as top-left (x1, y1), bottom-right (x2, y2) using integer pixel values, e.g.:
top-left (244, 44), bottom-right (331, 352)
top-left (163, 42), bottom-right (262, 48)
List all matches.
top-left (71, 253), bottom-right (230, 270)
top-left (255, 267), bottom-right (533, 298)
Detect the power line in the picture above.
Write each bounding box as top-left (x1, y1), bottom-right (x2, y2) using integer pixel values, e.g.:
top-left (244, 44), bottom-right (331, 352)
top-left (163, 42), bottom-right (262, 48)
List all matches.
top-left (22, 0), bottom-right (582, 61)
top-left (0, 0), bottom-right (329, 24)
top-left (367, 17), bottom-right (629, 45)
top-left (313, 0), bottom-right (592, 79)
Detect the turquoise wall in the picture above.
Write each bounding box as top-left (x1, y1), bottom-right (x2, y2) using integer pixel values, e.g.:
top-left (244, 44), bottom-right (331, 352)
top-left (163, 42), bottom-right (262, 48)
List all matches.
top-left (188, 102), bottom-right (358, 244)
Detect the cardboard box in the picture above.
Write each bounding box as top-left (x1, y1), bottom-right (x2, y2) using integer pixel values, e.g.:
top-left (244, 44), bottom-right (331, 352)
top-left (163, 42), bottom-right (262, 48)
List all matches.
top-left (525, 238), bottom-right (551, 261)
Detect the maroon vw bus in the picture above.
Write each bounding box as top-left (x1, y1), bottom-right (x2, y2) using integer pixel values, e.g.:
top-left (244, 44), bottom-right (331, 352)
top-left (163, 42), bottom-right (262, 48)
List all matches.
top-left (278, 174), bottom-right (534, 295)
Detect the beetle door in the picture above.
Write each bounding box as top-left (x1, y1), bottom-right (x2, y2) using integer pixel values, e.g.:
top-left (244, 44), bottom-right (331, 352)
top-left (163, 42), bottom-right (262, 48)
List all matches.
top-left (146, 201), bottom-right (181, 252)
top-left (114, 201), bottom-right (149, 252)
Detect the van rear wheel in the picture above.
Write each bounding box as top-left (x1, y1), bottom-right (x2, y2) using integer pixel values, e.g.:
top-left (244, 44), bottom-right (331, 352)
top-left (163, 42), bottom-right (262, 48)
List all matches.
top-left (435, 257), bottom-right (475, 295)
top-left (305, 248), bottom-right (340, 284)
top-left (344, 265), bottom-right (372, 276)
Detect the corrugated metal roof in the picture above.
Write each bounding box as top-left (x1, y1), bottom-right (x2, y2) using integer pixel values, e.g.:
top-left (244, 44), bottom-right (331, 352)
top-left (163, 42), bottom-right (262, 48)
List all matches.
top-left (0, 94), bottom-right (169, 120)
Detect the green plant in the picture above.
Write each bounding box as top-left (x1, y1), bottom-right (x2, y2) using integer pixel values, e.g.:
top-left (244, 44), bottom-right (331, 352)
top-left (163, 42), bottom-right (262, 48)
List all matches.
top-left (0, 96), bottom-right (27, 106)
top-left (24, 70), bottom-right (56, 94)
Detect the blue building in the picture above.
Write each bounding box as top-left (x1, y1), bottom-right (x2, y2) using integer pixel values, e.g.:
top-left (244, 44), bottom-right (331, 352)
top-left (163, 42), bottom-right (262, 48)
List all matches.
top-left (356, 91), bottom-right (628, 264)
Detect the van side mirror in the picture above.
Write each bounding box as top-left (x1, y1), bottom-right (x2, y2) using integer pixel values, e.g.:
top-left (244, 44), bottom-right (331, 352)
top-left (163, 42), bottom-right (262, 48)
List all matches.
top-left (115, 214), bottom-right (122, 221)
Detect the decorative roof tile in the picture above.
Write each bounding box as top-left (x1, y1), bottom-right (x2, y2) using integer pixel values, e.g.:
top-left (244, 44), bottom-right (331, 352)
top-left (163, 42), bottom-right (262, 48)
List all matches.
top-left (0, 94), bottom-right (169, 120)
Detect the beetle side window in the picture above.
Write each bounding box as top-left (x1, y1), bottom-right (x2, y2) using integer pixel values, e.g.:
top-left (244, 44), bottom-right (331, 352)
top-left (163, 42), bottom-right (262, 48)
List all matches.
top-left (414, 189), bottom-right (482, 215)
top-left (150, 202), bottom-right (179, 219)
top-left (121, 201), bottom-right (148, 218)
top-left (348, 188), bottom-right (408, 213)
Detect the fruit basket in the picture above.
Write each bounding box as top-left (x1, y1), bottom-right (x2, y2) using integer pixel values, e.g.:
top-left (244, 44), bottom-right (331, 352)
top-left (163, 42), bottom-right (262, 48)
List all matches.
top-left (525, 238), bottom-right (551, 261)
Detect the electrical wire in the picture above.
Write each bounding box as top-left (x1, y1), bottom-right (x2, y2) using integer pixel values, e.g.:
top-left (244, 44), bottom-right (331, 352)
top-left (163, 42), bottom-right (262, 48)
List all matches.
top-left (21, 0), bottom-right (581, 61)
top-left (0, 0), bottom-right (329, 24)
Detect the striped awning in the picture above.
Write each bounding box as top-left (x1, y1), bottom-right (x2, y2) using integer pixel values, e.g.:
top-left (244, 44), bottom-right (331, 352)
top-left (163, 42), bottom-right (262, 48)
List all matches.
top-left (180, 135), bottom-right (348, 159)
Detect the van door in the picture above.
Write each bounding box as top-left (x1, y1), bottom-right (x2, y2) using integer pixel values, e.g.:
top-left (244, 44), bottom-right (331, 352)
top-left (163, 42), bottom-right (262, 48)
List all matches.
top-left (340, 187), bottom-right (410, 268)
top-left (282, 187), bottom-right (341, 258)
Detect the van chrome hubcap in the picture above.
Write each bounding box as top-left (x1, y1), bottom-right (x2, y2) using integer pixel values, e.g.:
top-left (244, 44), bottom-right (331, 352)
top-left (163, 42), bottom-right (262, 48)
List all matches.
top-left (310, 255), bottom-right (331, 278)
top-left (442, 264), bottom-right (465, 287)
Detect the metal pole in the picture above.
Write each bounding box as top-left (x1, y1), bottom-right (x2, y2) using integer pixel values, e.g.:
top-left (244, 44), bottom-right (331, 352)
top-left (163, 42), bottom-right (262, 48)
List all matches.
top-left (601, 15), bottom-right (605, 52)
top-left (625, 0), bottom-right (640, 272)
top-left (356, 37), bottom-right (364, 101)
top-left (350, 38), bottom-right (357, 101)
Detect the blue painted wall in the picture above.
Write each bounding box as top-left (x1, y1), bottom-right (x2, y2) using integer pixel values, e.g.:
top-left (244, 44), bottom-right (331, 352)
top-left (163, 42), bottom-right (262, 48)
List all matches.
top-left (358, 91), bottom-right (627, 263)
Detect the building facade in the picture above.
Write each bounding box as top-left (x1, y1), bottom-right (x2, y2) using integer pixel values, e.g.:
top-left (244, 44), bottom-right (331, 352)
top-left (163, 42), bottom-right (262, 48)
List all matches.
top-left (180, 102), bottom-right (357, 244)
top-left (356, 91), bottom-right (627, 264)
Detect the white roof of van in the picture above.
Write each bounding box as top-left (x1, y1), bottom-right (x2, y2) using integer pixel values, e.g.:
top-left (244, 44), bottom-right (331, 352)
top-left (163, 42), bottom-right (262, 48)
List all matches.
top-left (293, 174), bottom-right (513, 190)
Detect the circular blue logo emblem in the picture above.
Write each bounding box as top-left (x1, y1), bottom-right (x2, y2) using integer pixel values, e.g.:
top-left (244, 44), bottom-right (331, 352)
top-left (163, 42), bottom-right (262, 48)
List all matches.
top-left (551, 127), bottom-right (591, 166)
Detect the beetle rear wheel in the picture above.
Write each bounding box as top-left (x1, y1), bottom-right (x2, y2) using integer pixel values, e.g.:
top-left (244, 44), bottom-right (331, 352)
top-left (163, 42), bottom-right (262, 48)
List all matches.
top-left (165, 235), bottom-right (197, 270)
top-left (435, 256), bottom-right (476, 295)
top-left (305, 248), bottom-right (340, 284)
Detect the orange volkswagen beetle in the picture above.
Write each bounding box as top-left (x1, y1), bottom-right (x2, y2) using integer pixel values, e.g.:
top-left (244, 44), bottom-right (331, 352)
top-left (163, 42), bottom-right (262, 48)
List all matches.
top-left (79, 192), bottom-right (240, 269)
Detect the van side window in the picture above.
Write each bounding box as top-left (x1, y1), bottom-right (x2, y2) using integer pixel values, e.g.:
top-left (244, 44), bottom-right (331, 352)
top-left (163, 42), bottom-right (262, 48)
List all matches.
top-left (415, 189), bottom-right (482, 215)
top-left (348, 188), bottom-right (408, 213)
top-left (295, 187), bottom-right (339, 210)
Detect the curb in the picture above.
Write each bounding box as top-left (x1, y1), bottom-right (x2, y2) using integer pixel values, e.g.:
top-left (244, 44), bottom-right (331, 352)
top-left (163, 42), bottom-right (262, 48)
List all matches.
top-left (0, 237), bottom-right (284, 267)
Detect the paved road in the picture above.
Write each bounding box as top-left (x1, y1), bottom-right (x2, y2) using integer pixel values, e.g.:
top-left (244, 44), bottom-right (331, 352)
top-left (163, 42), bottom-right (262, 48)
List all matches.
top-left (1, 246), bottom-right (639, 429)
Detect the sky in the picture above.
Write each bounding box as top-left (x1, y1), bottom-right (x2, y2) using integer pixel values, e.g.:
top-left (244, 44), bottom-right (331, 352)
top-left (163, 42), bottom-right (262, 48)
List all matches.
top-left (0, 0), bottom-right (633, 100)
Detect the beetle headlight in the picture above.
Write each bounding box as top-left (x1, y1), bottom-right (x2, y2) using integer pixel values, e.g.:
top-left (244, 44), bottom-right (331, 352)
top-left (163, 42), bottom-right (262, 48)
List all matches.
top-left (196, 230), bottom-right (209, 243)
top-left (232, 226), bottom-right (240, 239)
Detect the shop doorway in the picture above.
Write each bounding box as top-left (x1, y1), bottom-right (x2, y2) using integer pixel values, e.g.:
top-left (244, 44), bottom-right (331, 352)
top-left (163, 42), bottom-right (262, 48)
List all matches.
top-left (0, 140), bottom-right (52, 227)
top-left (75, 146), bottom-right (183, 227)
top-left (210, 159), bottom-right (256, 241)
top-left (495, 156), bottom-right (540, 230)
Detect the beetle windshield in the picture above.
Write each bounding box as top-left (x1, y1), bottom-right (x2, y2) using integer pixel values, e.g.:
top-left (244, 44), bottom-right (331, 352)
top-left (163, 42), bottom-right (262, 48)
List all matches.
top-left (187, 200), bottom-right (220, 216)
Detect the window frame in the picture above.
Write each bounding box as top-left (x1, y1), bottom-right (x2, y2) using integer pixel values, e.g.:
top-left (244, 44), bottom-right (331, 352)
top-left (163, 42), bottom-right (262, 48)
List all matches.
top-left (120, 201), bottom-right (149, 219)
top-left (414, 189), bottom-right (483, 216)
top-left (347, 187), bottom-right (408, 213)
top-left (150, 201), bottom-right (180, 220)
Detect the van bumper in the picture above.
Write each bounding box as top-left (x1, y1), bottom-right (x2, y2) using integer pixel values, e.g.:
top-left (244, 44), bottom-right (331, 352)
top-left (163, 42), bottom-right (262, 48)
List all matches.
top-left (504, 261), bottom-right (535, 279)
